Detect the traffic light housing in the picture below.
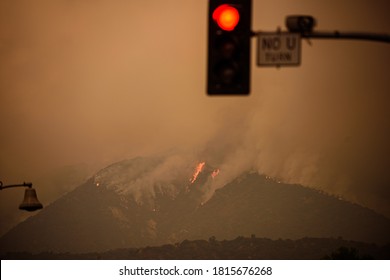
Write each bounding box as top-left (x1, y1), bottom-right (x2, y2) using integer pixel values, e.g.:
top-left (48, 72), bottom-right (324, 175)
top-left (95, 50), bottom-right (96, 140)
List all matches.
top-left (207, 0), bottom-right (252, 95)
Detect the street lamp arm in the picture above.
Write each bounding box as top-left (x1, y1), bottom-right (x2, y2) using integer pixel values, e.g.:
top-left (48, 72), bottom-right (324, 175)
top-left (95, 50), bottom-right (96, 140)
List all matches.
top-left (0, 181), bottom-right (33, 190)
top-left (0, 181), bottom-right (43, 211)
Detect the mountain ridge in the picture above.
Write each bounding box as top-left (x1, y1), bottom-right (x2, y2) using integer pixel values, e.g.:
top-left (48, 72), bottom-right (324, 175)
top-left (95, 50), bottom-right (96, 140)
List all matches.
top-left (1, 156), bottom-right (389, 254)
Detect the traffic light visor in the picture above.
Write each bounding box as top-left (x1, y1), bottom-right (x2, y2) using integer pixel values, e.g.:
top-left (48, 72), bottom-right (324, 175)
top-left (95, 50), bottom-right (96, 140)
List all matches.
top-left (212, 4), bottom-right (240, 31)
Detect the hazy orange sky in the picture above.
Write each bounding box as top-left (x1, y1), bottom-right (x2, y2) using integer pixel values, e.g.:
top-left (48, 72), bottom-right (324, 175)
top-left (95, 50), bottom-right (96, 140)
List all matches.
top-left (1, 0), bottom-right (389, 235)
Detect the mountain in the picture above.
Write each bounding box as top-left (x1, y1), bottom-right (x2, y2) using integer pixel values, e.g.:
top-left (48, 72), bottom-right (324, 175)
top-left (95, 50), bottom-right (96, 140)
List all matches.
top-left (0, 156), bottom-right (389, 254)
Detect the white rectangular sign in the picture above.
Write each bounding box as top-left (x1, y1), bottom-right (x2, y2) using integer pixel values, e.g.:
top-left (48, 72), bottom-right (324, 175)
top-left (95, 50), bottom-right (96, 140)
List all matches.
top-left (257, 32), bottom-right (301, 66)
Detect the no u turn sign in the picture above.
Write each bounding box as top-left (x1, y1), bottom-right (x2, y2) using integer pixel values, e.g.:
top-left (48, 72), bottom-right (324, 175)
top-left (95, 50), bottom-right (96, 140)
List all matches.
top-left (257, 32), bottom-right (301, 66)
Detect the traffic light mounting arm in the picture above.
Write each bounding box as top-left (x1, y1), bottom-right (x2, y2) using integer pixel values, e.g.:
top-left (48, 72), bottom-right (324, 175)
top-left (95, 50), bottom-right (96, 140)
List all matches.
top-left (251, 30), bottom-right (390, 44)
top-left (251, 15), bottom-right (390, 44)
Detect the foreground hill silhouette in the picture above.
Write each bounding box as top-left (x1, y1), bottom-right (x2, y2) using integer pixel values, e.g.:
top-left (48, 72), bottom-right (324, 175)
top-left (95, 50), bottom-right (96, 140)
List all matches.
top-left (2, 237), bottom-right (389, 260)
top-left (1, 156), bottom-right (389, 254)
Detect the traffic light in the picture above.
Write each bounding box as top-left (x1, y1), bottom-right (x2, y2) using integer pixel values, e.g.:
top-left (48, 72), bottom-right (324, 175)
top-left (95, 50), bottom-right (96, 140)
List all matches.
top-left (207, 0), bottom-right (252, 95)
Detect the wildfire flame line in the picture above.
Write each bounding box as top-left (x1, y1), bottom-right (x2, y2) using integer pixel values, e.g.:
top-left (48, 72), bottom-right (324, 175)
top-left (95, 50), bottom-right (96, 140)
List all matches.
top-left (190, 162), bottom-right (206, 184)
top-left (211, 169), bottom-right (220, 178)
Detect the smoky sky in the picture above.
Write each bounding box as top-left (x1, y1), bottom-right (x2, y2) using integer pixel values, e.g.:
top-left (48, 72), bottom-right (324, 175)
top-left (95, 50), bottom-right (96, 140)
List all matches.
top-left (1, 0), bottom-right (390, 235)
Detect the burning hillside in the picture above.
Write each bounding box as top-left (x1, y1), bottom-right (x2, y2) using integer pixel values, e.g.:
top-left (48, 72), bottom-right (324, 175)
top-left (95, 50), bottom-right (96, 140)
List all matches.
top-left (1, 155), bottom-right (389, 254)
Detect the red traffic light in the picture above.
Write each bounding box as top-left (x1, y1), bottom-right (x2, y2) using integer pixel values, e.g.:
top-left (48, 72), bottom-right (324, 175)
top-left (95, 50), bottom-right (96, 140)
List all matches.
top-left (212, 4), bottom-right (240, 31)
top-left (208, 0), bottom-right (252, 95)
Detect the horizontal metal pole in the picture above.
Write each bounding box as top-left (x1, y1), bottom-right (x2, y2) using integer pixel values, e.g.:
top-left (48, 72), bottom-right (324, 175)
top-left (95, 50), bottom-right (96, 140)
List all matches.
top-left (302, 31), bottom-right (390, 43)
top-left (252, 30), bottom-right (390, 44)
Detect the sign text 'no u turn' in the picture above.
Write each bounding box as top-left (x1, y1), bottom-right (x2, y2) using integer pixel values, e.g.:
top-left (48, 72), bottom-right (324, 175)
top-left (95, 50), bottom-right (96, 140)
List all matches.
top-left (257, 32), bottom-right (301, 66)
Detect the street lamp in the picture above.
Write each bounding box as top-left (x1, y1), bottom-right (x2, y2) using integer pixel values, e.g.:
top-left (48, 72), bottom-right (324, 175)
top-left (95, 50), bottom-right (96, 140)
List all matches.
top-left (0, 181), bottom-right (43, 211)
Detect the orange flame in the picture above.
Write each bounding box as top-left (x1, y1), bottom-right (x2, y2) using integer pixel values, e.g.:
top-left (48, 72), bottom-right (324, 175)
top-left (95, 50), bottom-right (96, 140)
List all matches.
top-left (190, 162), bottom-right (206, 184)
top-left (211, 169), bottom-right (220, 179)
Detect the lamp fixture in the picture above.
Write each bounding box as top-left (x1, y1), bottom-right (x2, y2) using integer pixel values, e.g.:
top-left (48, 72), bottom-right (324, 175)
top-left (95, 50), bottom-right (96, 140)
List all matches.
top-left (0, 181), bottom-right (43, 211)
